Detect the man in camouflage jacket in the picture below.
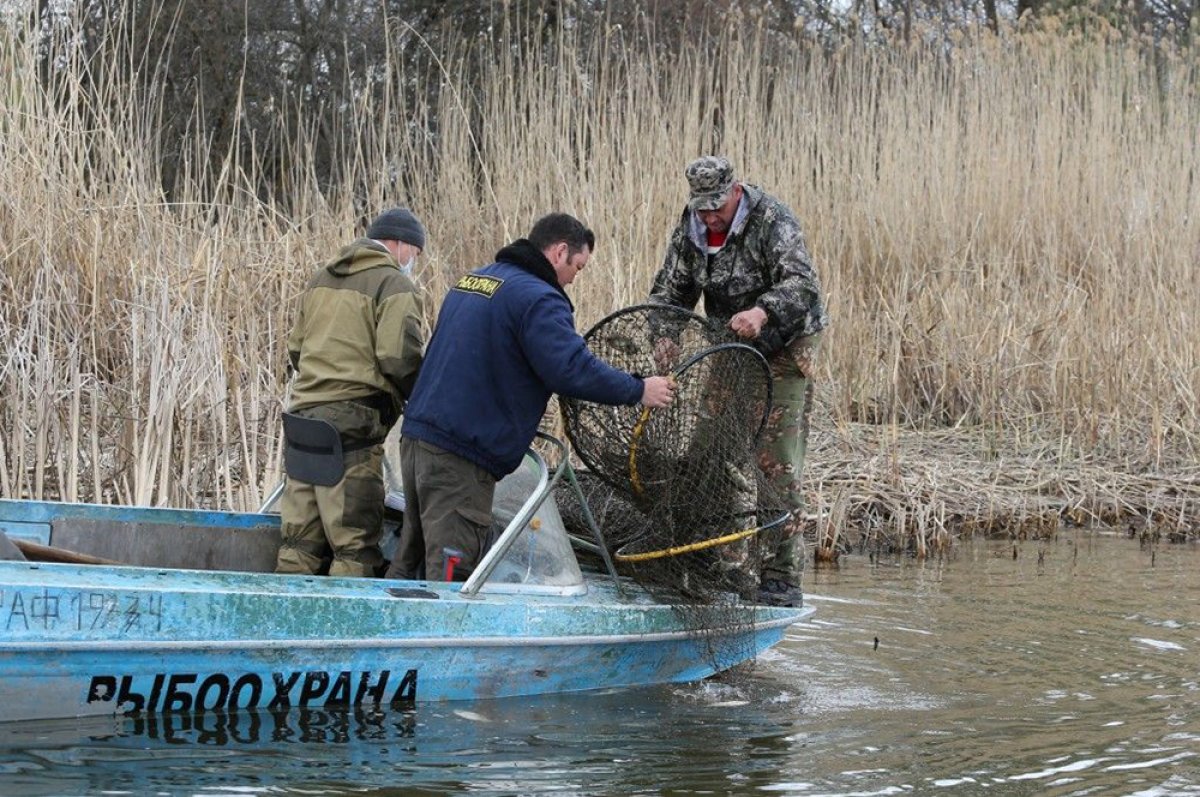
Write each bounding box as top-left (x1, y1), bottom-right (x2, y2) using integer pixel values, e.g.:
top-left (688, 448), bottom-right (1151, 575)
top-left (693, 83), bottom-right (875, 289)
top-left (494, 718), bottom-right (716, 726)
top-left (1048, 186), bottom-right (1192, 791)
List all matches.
top-left (649, 156), bottom-right (829, 606)
top-left (276, 207), bottom-right (426, 578)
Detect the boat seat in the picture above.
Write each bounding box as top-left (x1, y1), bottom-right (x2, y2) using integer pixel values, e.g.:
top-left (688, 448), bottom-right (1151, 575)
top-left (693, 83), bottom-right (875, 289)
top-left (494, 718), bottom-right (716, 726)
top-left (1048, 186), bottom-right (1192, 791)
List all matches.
top-left (51, 516), bottom-right (280, 572)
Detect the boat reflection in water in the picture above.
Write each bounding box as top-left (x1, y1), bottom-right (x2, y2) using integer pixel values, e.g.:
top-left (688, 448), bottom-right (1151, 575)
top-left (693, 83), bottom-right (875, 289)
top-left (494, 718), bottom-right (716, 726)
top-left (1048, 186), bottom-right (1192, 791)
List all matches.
top-left (97, 705), bottom-right (420, 748)
top-left (0, 687), bottom-right (779, 794)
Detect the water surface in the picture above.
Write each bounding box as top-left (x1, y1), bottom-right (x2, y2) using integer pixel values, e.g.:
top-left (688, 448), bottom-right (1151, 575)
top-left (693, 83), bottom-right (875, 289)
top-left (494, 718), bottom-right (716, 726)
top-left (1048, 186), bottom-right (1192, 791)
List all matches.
top-left (1, 534), bottom-right (1197, 795)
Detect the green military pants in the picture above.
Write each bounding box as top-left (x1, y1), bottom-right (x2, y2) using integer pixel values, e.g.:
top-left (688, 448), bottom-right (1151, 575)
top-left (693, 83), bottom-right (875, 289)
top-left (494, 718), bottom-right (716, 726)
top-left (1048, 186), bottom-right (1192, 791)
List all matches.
top-left (757, 333), bottom-right (820, 583)
top-left (276, 400), bottom-right (389, 578)
top-left (385, 438), bottom-right (496, 582)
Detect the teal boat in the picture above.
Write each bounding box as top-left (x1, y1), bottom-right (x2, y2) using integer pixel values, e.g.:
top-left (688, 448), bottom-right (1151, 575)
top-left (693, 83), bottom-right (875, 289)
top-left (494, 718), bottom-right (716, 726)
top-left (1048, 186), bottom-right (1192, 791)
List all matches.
top-left (0, 435), bottom-right (811, 723)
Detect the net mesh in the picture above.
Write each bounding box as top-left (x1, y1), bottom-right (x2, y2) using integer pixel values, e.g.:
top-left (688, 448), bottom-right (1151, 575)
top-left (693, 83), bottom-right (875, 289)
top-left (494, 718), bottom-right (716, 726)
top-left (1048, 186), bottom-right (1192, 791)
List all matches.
top-left (559, 305), bottom-right (792, 665)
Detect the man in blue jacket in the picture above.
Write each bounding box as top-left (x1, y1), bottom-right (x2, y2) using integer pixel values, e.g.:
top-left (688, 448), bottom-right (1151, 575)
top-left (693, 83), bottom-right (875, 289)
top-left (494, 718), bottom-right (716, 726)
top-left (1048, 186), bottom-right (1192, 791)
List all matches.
top-left (386, 213), bottom-right (675, 582)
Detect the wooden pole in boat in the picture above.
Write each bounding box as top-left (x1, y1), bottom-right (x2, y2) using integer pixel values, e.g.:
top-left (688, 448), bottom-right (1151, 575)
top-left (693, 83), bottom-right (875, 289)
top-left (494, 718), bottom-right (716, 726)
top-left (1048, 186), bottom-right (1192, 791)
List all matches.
top-left (10, 538), bottom-right (121, 566)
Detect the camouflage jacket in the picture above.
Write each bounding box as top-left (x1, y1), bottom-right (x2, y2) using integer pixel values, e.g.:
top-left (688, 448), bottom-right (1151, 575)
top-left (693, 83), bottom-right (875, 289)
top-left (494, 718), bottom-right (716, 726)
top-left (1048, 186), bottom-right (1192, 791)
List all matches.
top-left (649, 183), bottom-right (829, 355)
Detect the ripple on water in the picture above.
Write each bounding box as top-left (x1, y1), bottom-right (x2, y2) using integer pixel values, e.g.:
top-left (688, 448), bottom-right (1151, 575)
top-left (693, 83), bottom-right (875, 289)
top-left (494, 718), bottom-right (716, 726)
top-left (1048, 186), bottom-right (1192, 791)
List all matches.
top-left (1132, 637), bottom-right (1188, 652)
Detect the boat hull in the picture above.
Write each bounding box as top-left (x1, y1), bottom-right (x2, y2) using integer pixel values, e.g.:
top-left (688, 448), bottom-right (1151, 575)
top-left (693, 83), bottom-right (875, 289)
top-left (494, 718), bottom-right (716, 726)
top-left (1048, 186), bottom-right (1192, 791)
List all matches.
top-left (0, 560), bottom-right (810, 722)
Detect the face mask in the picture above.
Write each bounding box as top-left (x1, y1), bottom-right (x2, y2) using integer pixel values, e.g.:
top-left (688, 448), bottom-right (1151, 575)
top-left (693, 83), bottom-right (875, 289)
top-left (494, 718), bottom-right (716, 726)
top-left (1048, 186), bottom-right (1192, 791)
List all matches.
top-left (398, 255), bottom-right (415, 277)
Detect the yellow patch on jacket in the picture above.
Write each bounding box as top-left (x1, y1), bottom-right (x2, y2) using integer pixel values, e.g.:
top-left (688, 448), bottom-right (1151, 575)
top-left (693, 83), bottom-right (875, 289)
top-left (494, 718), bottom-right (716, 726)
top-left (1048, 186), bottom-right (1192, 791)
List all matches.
top-left (453, 274), bottom-right (504, 298)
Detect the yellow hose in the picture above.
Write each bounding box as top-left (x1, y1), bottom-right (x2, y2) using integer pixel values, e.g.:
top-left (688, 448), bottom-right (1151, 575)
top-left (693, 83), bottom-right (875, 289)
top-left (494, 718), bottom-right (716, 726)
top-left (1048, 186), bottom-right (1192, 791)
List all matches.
top-left (615, 526), bottom-right (760, 562)
top-left (627, 406), bottom-right (652, 497)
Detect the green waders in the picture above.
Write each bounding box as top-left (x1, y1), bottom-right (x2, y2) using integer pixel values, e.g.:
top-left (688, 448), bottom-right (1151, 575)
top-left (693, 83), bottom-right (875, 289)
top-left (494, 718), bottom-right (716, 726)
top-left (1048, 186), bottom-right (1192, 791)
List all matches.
top-left (276, 400), bottom-right (389, 578)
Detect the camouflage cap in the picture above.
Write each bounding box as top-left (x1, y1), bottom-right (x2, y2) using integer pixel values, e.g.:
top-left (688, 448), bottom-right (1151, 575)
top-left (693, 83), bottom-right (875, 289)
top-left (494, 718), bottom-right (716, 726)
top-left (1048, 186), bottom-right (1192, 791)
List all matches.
top-left (685, 156), bottom-right (735, 211)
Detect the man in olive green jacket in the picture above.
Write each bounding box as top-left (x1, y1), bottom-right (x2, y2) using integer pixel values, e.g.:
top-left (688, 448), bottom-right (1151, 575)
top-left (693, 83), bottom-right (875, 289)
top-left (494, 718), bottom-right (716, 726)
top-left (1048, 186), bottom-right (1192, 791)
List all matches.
top-left (276, 208), bottom-right (426, 578)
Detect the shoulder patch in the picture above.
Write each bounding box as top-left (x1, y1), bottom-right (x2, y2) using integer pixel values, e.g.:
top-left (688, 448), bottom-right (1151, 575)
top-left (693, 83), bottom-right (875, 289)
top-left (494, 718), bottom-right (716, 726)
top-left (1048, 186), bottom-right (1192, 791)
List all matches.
top-left (453, 274), bottom-right (504, 298)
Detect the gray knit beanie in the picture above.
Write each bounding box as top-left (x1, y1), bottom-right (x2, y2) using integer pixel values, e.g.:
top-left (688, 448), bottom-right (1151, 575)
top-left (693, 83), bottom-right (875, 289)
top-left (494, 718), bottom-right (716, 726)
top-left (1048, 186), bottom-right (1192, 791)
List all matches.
top-left (367, 207), bottom-right (427, 250)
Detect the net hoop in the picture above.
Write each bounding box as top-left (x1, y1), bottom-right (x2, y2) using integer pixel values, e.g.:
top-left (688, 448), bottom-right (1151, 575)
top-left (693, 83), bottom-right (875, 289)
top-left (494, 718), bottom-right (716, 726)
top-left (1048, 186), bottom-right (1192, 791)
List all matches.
top-left (566, 303), bottom-right (723, 485)
top-left (580, 303), bottom-right (711, 342)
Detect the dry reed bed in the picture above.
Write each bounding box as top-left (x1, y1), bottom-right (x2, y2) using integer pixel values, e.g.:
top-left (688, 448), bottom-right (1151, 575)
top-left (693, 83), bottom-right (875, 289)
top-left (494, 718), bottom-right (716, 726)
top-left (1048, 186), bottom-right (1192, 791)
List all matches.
top-left (803, 418), bottom-right (1200, 556)
top-left (1, 16), bottom-right (1198, 547)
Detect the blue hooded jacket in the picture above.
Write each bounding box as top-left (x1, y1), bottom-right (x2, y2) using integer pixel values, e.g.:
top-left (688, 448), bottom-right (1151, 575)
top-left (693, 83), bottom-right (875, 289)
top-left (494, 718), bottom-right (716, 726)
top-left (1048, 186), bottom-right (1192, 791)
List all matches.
top-left (402, 240), bottom-right (643, 478)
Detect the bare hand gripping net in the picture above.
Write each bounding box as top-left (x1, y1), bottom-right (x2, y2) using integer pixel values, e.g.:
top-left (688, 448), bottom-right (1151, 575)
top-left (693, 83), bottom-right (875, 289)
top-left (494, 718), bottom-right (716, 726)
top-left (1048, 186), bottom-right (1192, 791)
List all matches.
top-left (559, 305), bottom-right (793, 643)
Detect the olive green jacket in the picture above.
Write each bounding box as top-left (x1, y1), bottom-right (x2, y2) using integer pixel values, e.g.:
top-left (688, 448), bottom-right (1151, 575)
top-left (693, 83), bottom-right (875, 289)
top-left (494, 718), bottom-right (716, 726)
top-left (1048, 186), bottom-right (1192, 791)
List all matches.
top-left (287, 239), bottom-right (424, 417)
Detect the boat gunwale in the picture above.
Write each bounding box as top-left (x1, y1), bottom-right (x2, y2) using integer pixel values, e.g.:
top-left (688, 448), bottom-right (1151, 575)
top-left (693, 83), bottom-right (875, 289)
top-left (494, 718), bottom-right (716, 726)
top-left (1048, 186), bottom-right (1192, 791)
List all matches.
top-left (0, 606), bottom-right (812, 652)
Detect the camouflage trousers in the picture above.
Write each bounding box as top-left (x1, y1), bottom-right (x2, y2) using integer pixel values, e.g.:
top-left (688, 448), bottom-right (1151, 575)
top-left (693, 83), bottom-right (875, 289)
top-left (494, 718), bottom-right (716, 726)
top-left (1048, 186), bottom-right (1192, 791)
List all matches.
top-left (276, 400), bottom-right (389, 578)
top-left (756, 333), bottom-right (820, 582)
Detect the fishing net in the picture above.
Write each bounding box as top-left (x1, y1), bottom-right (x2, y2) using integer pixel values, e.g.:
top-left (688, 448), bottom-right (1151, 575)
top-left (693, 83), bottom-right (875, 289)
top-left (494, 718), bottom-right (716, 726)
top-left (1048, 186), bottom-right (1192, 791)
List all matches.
top-left (559, 305), bottom-right (793, 665)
